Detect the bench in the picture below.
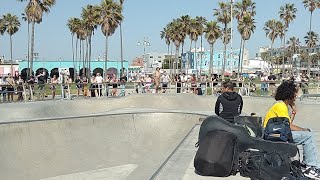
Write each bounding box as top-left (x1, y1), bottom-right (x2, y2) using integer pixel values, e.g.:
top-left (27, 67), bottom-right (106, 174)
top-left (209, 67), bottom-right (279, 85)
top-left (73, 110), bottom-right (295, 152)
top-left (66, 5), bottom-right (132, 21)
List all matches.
top-left (300, 94), bottom-right (320, 101)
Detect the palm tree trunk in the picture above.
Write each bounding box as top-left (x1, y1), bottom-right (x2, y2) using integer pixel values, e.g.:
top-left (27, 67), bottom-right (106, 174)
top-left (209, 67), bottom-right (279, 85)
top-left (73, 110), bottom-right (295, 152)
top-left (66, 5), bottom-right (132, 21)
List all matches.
top-left (75, 38), bottom-right (79, 74)
top-left (181, 42), bottom-right (184, 73)
top-left (209, 44), bottom-right (214, 75)
top-left (237, 39), bottom-right (243, 79)
top-left (83, 40), bottom-right (85, 75)
top-left (175, 46), bottom-right (179, 75)
top-left (222, 42), bottom-right (227, 79)
top-left (10, 35), bottom-right (13, 75)
top-left (267, 41), bottom-right (274, 73)
top-left (307, 12), bottom-right (313, 76)
top-left (72, 34), bottom-right (76, 81)
top-left (282, 33), bottom-right (286, 76)
top-left (240, 40), bottom-right (246, 74)
top-left (85, 38), bottom-right (90, 78)
top-left (30, 21), bottom-right (35, 76)
top-left (188, 40), bottom-right (193, 77)
top-left (88, 34), bottom-right (92, 78)
top-left (200, 35), bottom-right (203, 75)
top-left (194, 40), bottom-right (197, 77)
top-left (105, 36), bottom-right (108, 78)
top-left (169, 44), bottom-right (172, 77)
top-left (166, 44), bottom-right (169, 71)
top-left (120, 23), bottom-right (124, 76)
top-left (79, 39), bottom-right (84, 76)
top-left (27, 22), bottom-right (30, 78)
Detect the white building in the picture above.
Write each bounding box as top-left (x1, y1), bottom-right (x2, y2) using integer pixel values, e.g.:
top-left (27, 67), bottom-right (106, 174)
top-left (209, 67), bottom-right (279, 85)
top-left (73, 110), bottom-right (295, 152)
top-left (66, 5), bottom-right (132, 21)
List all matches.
top-left (243, 57), bottom-right (269, 73)
top-left (143, 52), bottom-right (165, 72)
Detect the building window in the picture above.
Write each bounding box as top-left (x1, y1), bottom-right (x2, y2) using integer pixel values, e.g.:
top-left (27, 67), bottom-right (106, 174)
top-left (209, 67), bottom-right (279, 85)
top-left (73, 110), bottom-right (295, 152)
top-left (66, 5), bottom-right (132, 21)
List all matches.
top-left (218, 54), bottom-right (221, 58)
top-left (150, 56), bottom-right (153, 58)
top-left (158, 56), bottom-right (161, 58)
top-left (234, 61), bottom-right (236, 66)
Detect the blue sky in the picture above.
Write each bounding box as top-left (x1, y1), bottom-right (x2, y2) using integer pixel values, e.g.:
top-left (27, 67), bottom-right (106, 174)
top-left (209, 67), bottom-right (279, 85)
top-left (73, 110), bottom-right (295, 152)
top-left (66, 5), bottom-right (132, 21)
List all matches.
top-left (0, 0), bottom-right (319, 63)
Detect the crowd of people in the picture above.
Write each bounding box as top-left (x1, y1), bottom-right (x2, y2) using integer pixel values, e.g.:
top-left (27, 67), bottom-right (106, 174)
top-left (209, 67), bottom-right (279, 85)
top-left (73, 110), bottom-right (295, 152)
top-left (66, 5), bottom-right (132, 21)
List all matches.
top-left (0, 68), bottom-right (318, 103)
top-left (0, 71), bottom-right (128, 102)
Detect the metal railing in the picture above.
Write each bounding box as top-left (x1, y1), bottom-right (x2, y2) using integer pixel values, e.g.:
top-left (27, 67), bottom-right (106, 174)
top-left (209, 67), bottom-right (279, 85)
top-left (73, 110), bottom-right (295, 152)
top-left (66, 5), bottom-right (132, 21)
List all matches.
top-left (0, 80), bottom-right (319, 103)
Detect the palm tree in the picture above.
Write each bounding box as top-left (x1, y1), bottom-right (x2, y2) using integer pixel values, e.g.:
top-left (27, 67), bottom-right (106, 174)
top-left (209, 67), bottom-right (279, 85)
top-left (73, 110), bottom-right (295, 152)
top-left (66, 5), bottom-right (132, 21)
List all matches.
top-left (18, 0), bottom-right (56, 76)
top-left (234, 0), bottom-right (256, 19)
top-left (276, 21), bottom-right (285, 74)
top-left (263, 19), bottom-right (281, 72)
top-left (214, 2), bottom-right (231, 78)
top-left (304, 31), bottom-right (319, 70)
top-left (100, 0), bottom-right (123, 77)
top-left (160, 26), bottom-right (171, 72)
top-left (0, 18), bottom-right (6, 61)
top-left (287, 36), bottom-right (300, 70)
top-left (75, 19), bottom-right (88, 76)
top-left (2, 13), bottom-right (21, 74)
top-left (234, 0), bottom-right (256, 77)
top-left (81, 5), bottom-right (100, 78)
top-left (303, 0), bottom-right (320, 76)
top-left (188, 18), bottom-right (200, 75)
top-left (279, 3), bottom-right (297, 74)
top-left (205, 21), bottom-right (221, 75)
top-left (167, 19), bottom-right (184, 75)
top-left (195, 16), bottom-right (207, 75)
top-left (21, 13), bottom-right (31, 77)
top-left (67, 17), bottom-right (81, 80)
top-left (178, 15), bottom-right (190, 73)
top-left (118, 0), bottom-right (125, 77)
top-left (304, 31), bottom-right (319, 48)
top-left (237, 15), bottom-right (256, 75)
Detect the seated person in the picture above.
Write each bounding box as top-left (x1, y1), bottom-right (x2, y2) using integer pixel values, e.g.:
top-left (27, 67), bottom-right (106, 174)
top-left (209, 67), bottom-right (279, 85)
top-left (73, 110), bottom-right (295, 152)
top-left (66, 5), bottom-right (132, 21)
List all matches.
top-left (215, 81), bottom-right (243, 123)
top-left (263, 80), bottom-right (320, 179)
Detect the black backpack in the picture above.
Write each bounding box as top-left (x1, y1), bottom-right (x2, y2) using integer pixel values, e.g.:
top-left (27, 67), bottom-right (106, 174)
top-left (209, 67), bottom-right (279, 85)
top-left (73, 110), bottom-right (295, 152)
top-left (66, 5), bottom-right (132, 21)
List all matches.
top-left (239, 150), bottom-right (307, 180)
top-left (264, 117), bottom-right (293, 143)
top-left (195, 116), bottom-right (300, 178)
top-left (194, 130), bottom-right (239, 176)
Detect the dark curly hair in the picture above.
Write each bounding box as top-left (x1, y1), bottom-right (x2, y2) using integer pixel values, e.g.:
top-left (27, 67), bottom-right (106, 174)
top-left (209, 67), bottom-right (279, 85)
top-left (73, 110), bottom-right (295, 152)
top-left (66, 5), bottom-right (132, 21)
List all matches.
top-left (274, 80), bottom-right (298, 101)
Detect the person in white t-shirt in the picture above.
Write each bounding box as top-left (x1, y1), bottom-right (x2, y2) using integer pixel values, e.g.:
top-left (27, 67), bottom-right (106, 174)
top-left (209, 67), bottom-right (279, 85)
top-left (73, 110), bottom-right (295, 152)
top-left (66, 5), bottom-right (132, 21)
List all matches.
top-left (95, 73), bottom-right (104, 96)
top-left (145, 75), bottom-right (152, 93)
top-left (180, 73), bottom-right (188, 93)
top-left (161, 71), bottom-right (171, 93)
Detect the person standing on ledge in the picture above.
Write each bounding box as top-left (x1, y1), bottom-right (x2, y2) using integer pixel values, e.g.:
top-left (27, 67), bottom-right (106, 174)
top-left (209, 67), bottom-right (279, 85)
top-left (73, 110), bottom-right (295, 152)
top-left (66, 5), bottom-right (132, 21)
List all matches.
top-left (153, 67), bottom-right (161, 93)
top-left (215, 81), bottom-right (243, 123)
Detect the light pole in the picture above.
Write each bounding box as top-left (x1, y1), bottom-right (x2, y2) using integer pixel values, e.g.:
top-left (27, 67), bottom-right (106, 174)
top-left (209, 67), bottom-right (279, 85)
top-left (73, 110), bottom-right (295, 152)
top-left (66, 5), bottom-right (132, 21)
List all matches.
top-left (137, 37), bottom-right (151, 72)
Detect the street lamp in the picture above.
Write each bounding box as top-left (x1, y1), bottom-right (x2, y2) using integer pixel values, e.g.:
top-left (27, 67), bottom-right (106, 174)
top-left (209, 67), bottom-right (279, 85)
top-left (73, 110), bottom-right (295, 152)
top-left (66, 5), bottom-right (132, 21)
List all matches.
top-left (137, 37), bottom-right (151, 72)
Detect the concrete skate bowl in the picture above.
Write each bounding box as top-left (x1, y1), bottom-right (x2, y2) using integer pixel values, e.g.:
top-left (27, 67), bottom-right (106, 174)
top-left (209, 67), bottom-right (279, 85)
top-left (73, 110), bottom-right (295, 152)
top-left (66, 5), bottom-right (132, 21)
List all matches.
top-left (0, 93), bottom-right (277, 122)
top-left (0, 112), bottom-right (206, 180)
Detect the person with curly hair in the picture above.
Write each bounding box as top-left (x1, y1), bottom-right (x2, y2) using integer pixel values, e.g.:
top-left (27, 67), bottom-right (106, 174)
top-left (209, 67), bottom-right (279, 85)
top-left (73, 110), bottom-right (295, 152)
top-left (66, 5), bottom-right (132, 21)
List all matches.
top-left (263, 80), bottom-right (320, 179)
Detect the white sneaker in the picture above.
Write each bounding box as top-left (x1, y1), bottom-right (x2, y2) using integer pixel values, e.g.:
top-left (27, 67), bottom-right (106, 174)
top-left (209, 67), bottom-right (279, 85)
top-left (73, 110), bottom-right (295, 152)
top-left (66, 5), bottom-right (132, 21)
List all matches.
top-left (304, 166), bottom-right (320, 180)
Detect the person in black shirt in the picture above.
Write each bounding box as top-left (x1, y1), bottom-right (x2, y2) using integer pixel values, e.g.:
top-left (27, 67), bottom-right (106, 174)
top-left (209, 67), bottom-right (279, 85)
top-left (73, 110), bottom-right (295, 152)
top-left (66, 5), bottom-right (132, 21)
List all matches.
top-left (215, 81), bottom-right (243, 123)
top-left (37, 71), bottom-right (46, 100)
top-left (75, 75), bottom-right (83, 97)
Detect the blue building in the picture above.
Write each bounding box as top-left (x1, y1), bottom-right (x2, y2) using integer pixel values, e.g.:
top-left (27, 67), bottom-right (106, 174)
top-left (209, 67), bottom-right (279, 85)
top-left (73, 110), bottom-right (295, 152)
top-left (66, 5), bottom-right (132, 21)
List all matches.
top-left (181, 49), bottom-right (243, 74)
top-left (18, 59), bottom-right (129, 78)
